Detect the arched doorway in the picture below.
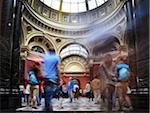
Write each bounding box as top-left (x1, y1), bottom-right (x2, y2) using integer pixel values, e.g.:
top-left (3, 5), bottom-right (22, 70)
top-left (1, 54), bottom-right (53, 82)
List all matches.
top-left (59, 43), bottom-right (90, 90)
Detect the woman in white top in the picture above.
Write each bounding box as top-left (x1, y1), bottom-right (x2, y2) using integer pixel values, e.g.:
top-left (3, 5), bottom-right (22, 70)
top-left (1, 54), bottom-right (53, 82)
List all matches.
top-left (85, 82), bottom-right (92, 102)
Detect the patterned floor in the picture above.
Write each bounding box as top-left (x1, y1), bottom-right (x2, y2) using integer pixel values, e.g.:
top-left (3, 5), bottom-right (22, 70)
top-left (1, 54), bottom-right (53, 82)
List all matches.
top-left (16, 97), bottom-right (122, 112)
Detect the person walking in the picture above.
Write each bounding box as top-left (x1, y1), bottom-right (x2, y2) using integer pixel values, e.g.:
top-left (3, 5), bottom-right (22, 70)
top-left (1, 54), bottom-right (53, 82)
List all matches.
top-left (99, 54), bottom-right (116, 111)
top-left (24, 84), bottom-right (30, 106)
top-left (61, 82), bottom-right (68, 98)
top-left (27, 62), bottom-right (40, 109)
top-left (36, 80), bottom-right (44, 106)
top-left (74, 83), bottom-right (79, 100)
top-left (114, 56), bottom-right (133, 111)
top-left (85, 81), bottom-right (92, 102)
top-left (42, 48), bottom-right (61, 111)
top-left (68, 77), bottom-right (74, 103)
top-left (91, 77), bottom-right (101, 104)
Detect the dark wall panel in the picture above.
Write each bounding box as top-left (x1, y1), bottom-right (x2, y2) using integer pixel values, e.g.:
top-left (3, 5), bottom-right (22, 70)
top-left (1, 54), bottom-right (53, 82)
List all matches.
top-left (11, 0), bottom-right (22, 88)
top-left (127, 0), bottom-right (149, 87)
top-left (134, 0), bottom-right (149, 87)
top-left (0, 0), bottom-right (14, 87)
top-left (0, 0), bottom-right (22, 110)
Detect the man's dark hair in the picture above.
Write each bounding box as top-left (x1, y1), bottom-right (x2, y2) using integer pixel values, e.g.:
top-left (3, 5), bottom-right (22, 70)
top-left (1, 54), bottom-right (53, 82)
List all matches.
top-left (49, 47), bottom-right (55, 53)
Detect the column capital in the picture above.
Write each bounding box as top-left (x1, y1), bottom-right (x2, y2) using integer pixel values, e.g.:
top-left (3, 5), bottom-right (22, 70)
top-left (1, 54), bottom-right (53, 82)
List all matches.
top-left (20, 46), bottom-right (29, 60)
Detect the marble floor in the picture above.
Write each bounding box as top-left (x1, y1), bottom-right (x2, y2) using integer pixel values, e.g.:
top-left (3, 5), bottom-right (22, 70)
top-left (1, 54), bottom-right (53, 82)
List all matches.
top-left (16, 97), bottom-right (122, 112)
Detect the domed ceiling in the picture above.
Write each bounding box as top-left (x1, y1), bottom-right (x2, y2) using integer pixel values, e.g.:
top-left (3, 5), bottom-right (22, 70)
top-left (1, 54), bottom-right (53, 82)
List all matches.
top-left (40, 0), bottom-right (108, 13)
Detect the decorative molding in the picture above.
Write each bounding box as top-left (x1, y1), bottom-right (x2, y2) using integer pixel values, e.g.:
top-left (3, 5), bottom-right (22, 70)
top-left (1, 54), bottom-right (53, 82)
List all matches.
top-left (23, 0), bottom-right (125, 25)
top-left (21, 0), bottom-right (127, 63)
top-left (22, 1), bottom-right (126, 40)
top-left (60, 56), bottom-right (89, 74)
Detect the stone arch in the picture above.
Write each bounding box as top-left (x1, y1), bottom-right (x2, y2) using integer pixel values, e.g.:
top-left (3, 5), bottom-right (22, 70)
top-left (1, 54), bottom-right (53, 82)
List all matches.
top-left (28, 41), bottom-right (48, 53)
top-left (60, 55), bottom-right (89, 73)
top-left (58, 41), bottom-right (90, 55)
top-left (92, 36), bottom-right (120, 55)
top-left (27, 36), bottom-right (54, 54)
top-left (25, 32), bottom-right (57, 53)
top-left (111, 26), bottom-right (126, 46)
top-left (25, 32), bottom-right (56, 51)
top-left (64, 61), bottom-right (86, 73)
top-left (59, 43), bottom-right (89, 60)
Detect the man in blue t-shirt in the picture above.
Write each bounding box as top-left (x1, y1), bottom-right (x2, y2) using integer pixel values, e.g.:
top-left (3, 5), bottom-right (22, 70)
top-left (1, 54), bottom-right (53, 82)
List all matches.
top-left (68, 77), bottom-right (74, 103)
top-left (42, 48), bottom-right (60, 111)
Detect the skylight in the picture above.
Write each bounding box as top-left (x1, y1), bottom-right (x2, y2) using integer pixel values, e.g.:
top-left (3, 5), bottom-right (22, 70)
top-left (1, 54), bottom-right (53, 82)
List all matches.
top-left (40, 0), bottom-right (108, 13)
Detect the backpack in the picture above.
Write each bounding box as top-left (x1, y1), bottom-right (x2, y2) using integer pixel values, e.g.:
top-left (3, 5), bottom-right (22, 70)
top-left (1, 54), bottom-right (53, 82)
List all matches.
top-left (28, 71), bottom-right (39, 85)
top-left (115, 64), bottom-right (129, 81)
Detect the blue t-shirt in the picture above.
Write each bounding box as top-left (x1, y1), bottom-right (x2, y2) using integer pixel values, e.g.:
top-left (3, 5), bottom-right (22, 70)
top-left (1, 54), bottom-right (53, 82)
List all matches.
top-left (115, 63), bottom-right (129, 81)
top-left (28, 71), bottom-right (39, 85)
top-left (42, 52), bottom-right (60, 82)
top-left (68, 80), bottom-right (74, 91)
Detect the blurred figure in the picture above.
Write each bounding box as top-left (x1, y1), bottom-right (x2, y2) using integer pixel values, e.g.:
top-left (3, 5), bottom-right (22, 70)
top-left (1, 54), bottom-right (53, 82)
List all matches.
top-left (55, 86), bottom-right (61, 100)
top-left (74, 83), bottom-right (79, 100)
top-left (68, 77), bottom-right (74, 103)
top-left (24, 84), bottom-right (30, 106)
top-left (79, 89), bottom-right (83, 97)
top-left (59, 78), bottom-right (65, 109)
top-left (85, 81), bottom-right (92, 102)
top-left (114, 56), bottom-right (133, 111)
top-left (61, 82), bottom-right (68, 98)
top-left (128, 72), bottom-right (138, 89)
top-left (42, 48), bottom-right (61, 111)
top-left (90, 84), bottom-right (94, 101)
top-left (19, 84), bottom-right (25, 103)
top-left (27, 62), bottom-right (40, 109)
top-left (36, 80), bottom-right (44, 106)
top-left (91, 77), bottom-right (101, 104)
top-left (99, 54), bottom-right (116, 111)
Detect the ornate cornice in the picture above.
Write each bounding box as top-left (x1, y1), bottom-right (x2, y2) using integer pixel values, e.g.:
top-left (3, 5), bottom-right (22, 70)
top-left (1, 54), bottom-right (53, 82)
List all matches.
top-left (22, 3), bottom-right (126, 39)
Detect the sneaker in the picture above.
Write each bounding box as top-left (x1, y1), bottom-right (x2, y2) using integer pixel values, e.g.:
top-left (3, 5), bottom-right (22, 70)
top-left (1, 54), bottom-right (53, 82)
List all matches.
top-left (121, 106), bottom-right (133, 111)
top-left (59, 106), bottom-right (64, 109)
top-left (118, 108), bottom-right (123, 111)
top-left (37, 103), bottom-right (41, 106)
top-left (32, 106), bottom-right (38, 109)
top-left (128, 106), bottom-right (133, 111)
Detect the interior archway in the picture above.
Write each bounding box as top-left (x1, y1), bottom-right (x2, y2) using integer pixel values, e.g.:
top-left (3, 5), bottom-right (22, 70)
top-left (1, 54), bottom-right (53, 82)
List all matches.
top-left (64, 62), bottom-right (86, 73)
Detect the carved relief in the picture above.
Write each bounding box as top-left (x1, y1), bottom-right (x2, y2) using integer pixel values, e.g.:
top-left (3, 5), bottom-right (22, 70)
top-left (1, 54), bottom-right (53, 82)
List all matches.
top-left (51, 12), bottom-right (57, 20)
